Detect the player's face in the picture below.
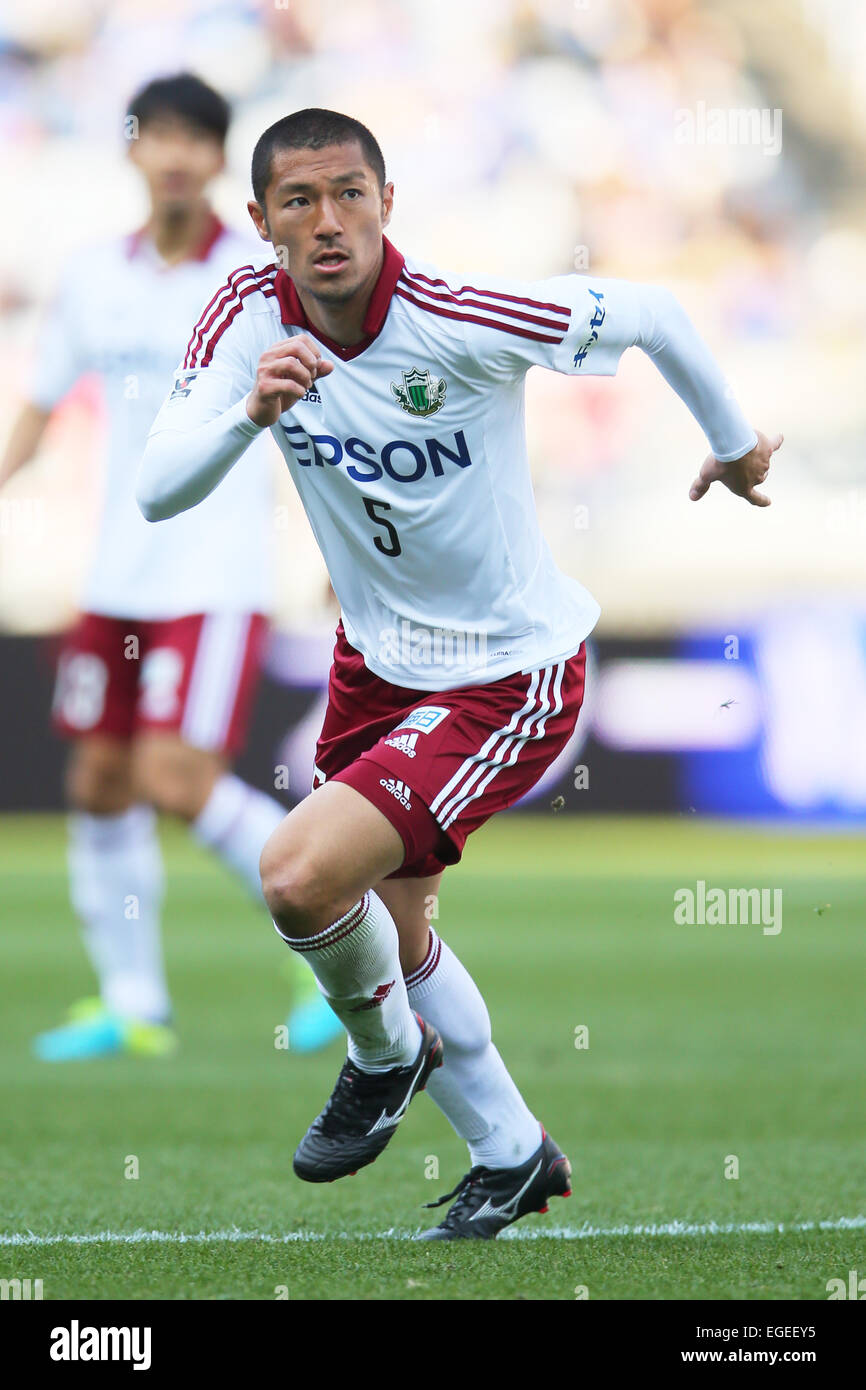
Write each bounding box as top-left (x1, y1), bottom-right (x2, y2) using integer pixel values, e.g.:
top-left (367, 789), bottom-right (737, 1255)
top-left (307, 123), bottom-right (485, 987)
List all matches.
top-left (249, 141), bottom-right (394, 305)
top-left (128, 116), bottom-right (225, 212)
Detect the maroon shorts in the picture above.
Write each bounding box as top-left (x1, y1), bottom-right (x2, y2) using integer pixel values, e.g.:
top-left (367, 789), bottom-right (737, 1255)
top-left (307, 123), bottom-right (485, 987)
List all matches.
top-left (314, 622), bottom-right (587, 878)
top-left (52, 612), bottom-right (267, 755)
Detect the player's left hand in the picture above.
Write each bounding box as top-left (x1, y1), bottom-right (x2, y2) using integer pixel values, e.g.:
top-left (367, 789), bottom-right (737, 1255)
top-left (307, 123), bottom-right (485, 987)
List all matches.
top-left (689, 431), bottom-right (783, 507)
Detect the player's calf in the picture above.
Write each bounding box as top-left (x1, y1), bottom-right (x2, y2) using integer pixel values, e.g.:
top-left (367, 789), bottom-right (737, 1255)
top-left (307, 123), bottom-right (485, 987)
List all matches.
top-left (262, 782), bottom-right (441, 1178)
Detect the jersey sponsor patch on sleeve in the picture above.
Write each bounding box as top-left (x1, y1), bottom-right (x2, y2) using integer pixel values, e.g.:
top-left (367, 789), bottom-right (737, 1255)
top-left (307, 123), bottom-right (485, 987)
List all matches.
top-left (393, 705), bottom-right (450, 735)
top-left (572, 288), bottom-right (606, 369)
top-left (169, 369), bottom-right (201, 400)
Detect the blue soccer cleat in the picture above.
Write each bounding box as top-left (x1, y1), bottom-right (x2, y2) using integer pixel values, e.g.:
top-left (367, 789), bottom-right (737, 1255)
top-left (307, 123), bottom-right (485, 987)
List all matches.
top-left (282, 956), bottom-right (344, 1054)
top-left (32, 998), bottom-right (177, 1061)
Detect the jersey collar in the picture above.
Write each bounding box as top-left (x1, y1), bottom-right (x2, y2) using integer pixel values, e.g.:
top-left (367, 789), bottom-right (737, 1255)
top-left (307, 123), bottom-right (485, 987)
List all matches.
top-left (125, 209), bottom-right (226, 265)
top-left (273, 235), bottom-right (405, 361)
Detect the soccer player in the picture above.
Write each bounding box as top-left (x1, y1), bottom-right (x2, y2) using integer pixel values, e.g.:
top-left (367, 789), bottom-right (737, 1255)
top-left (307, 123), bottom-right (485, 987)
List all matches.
top-left (137, 108), bottom-right (782, 1237)
top-left (0, 77), bottom-right (341, 1060)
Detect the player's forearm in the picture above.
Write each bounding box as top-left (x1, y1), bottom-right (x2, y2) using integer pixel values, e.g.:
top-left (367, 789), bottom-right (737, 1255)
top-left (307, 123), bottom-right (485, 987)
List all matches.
top-left (635, 286), bottom-right (757, 462)
top-left (0, 402), bottom-right (51, 488)
top-left (136, 395), bottom-right (264, 521)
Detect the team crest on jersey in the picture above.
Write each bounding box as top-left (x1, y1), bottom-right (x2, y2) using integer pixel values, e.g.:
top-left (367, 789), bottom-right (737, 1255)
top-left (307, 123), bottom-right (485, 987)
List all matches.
top-left (169, 369), bottom-right (200, 400)
top-left (390, 367), bottom-right (447, 418)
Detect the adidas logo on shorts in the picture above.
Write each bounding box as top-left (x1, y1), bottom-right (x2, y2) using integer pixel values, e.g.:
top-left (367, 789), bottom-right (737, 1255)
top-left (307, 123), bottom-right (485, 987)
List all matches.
top-left (383, 732), bottom-right (419, 759)
top-left (379, 777), bottom-right (412, 810)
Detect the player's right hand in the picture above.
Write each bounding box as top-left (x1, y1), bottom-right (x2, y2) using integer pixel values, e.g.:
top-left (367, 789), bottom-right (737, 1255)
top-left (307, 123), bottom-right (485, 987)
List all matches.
top-left (246, 335), bottom-right (334, 427)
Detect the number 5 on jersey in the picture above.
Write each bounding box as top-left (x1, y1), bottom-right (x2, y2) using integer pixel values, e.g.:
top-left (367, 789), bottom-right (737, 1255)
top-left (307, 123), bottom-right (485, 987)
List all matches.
top-left (362, 497), bottom-right (402, 557)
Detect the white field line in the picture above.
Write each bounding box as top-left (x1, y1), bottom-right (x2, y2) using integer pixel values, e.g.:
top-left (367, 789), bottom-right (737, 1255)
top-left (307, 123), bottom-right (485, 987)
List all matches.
top-left (1, 1215), bottom-right (864, 1246)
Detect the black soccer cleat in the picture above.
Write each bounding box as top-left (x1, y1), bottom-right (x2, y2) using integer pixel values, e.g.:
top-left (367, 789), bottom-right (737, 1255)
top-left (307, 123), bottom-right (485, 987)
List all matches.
top-left (293, 1013), bottom-right (443, 1183)
top-left (415, 1128), bottom-right (572, 1240)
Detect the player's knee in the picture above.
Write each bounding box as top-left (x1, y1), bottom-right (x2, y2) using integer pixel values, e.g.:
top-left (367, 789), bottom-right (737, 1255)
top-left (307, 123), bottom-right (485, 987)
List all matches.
top-left (260, 838), bottom-right (341, 935)
top-left (259, 856), bottom-right (319, 931)
top-left (143, 774), bottom-right (199, 820)
top-left (133, 741), bottom-right (216, 821)
top-left (66, 744), bottom-right (131, 814)
top-left (134, 761), bottom-right (183, 817)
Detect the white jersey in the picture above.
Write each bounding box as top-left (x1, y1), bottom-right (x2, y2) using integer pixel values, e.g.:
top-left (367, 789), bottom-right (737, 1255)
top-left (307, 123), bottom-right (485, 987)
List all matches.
top-left (30, 216), bottom-right (273, 619)
top-left (144, 236), bottom-right (756, 689)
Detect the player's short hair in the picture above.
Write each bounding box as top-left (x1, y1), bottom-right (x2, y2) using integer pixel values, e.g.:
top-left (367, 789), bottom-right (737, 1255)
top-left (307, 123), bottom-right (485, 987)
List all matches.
top-left (251, 108), bottom-right (386, 206)
top-left (127, 73), bottom-right (230, 143)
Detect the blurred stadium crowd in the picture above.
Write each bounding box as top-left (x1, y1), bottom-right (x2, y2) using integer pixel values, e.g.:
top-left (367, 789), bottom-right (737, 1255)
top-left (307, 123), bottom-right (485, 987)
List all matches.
top-left (0, 0), bottom-right (864, 636)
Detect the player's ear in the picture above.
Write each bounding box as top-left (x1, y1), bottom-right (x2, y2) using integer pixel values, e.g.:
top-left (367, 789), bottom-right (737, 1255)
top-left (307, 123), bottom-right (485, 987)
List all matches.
top-left (381, 181), bottom-right (394, 230)
top-left (247, 201), bottom-right (270, 242)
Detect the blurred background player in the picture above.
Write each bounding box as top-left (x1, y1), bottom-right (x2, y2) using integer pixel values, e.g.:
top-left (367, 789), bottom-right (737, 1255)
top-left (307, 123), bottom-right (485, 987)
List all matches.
top-left (0, 72), bottom-right (342, 1060)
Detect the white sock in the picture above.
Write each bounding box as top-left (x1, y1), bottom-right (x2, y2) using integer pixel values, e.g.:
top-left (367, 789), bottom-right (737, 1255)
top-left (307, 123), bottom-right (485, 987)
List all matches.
top-left (405, 927), bottom-right (542, 1169)
top-left (68, 807), bottom-right (169, 1023)
top-left (275, 890), bottom-right (422, 1072)
top-left (192, 773), bottom-right (286, 900)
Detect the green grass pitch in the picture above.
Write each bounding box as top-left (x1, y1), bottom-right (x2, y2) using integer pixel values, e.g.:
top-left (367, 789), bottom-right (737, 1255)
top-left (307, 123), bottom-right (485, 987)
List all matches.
top-left (1, 812), bottom-right (863, 1300)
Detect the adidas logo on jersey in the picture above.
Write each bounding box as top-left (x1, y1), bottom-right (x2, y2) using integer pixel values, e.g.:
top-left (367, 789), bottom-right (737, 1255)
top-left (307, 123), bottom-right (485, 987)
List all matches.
top-left (383, 732), bottom-right (419, 759)
top-left (379, 777), bottom-right (412, 810)
top-left (300, 387), bottom-right (322, 403)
